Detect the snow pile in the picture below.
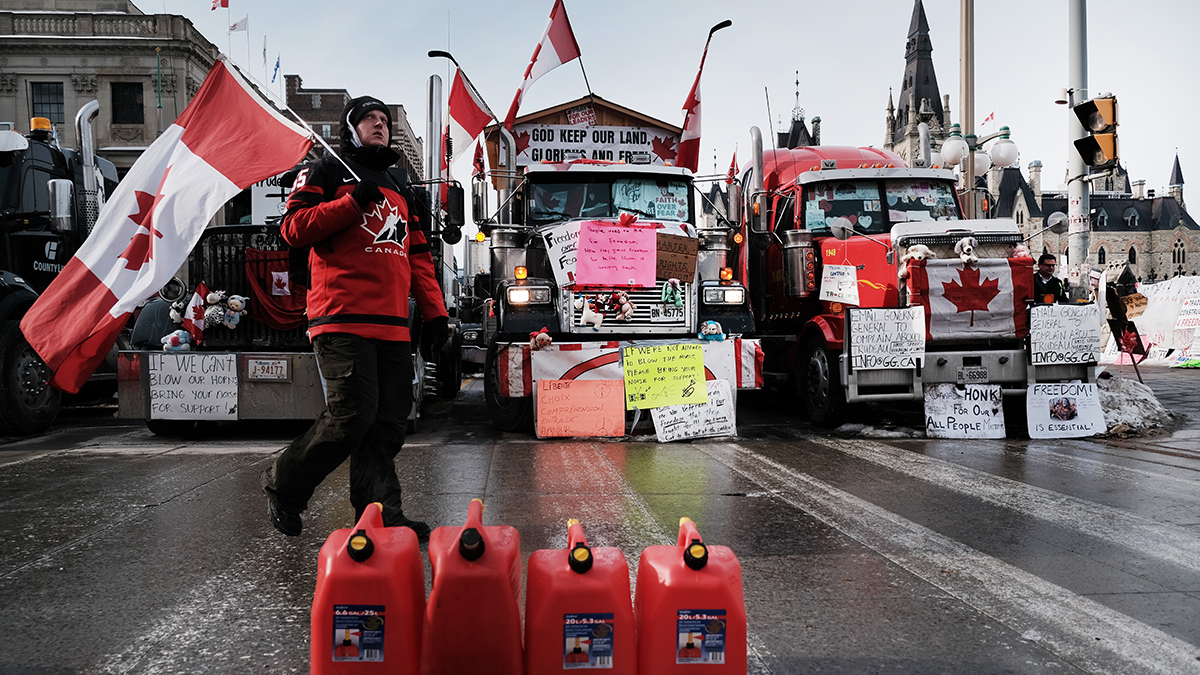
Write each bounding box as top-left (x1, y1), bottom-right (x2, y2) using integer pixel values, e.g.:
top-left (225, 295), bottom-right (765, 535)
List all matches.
top-left (1097, 375), bottom-right (1178, 437)
top-left (835, 423), bottom-right (923, 438)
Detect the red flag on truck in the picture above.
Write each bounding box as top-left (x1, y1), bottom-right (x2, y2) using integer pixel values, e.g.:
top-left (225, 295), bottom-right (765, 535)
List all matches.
top-left (447, 68), bottom-right (495, 166)
top-left (678, 21), bottom-right (730, 173)
top-left (20, 59), bottom-right (313, 393)
top-left (725, 151), bottom-right (737, 185)
top-left (503, 0), bottom-right (581, 130)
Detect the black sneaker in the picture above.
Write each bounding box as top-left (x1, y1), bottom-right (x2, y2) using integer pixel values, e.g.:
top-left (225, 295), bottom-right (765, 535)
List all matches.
top-left (393, 516), bottom-right (431, 540)
top-left (261, 467), bottom-right (302, 537)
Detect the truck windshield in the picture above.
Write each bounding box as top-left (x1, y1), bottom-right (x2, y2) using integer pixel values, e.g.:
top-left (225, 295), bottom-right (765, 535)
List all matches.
top-left (884, 180), bottom-right (959, 222)
top-left (527, 176), bottom-right (691, 226)
top-left (802, 178), bottom-right (959, 234)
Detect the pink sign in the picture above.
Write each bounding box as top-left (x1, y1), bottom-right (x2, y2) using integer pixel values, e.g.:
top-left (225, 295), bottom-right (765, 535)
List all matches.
top-left (574, 221), bottom-right (657, 287)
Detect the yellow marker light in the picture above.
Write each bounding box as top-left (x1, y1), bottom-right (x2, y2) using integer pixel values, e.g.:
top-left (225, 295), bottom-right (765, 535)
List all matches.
top-left (30, 117), bottom-right (51, 131)
top-left (515, 266), bottom-right (528, 280)
top-left (475, 231), bottom-right (486, 242)
top-left (752, 202), bottom-right (760, 216)
top-left (719, 267), bottom-right (733, 281)
top-left (732, 232), bottom-right (744, 244)
top-left (830, 302), bottom-right (844, 314)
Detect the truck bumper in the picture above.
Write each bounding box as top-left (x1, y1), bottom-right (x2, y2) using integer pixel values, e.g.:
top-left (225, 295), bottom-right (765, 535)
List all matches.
top-left (493, 338), bottom-right (764, 398)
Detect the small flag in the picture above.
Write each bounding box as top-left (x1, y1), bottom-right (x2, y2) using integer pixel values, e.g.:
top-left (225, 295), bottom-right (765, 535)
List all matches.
top-left (211, 0), bottom-right (228, 10)
top-left (981, 111), bottom-right (995, 126)
top-left (262, 36), bottom-right (267, 67)
top-left (504, 0), bottom-right (581, 129)
top-left (181, 282), bottom-right (209, 344)
top-left (472, 141), bottom-right (485, 177)
top-left (725, 151), bottom-right (737, 185)
top-left (271, 55), bottom-right (280, 83)
top-left (228, 16), bottom-right (247, 33)
top-left (447, 69), bottom-right (496, 166)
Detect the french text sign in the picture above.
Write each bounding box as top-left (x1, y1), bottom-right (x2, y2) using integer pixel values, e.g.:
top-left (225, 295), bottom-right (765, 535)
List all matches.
top-left (651, 379), bottom-right (736, 442)
top-left (1030, 303), bottom-right (1102, 365)
top-left (656, 233), bottom-right (698, 281)
top-left (535, 379), bottom-right (624, 438)
top-left (622, 343), bottom-right (707, 410)
top-left (1026, 383), bottom-right (1104, 438)
top-left (923, 384), bottom-right (1005, 438)
top-left (148, 352), bottom-right (238, 420)
top-left (575, 221), bottom-right (656, 287)
top-left (848, 306), bottom-right (925, 369)
top-left (819, 264), bottom-right (860, 305)
top-left (1174, 297), bottom-right (1200, 331)
top-left (543, 221), bottom-right (582, 287)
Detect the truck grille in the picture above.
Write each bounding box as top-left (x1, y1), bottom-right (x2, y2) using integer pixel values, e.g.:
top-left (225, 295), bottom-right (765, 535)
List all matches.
top-left (566, 282), bottom-right (692, 334)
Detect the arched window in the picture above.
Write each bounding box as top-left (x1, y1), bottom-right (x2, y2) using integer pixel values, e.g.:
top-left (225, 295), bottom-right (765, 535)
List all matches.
top-left (1124, 207), bottom-right (1138, 228)
top-left (1017, 211), bottom-right (1025, 225)
top-left (1098, 247), bottom-right (1107, 265)
top-left (1173, 239), bottom-right (1187, 265)
top-left (1128, 246), bottom-right (1137, 264)
top-left (1095, 210), bottom-right (1107, 228)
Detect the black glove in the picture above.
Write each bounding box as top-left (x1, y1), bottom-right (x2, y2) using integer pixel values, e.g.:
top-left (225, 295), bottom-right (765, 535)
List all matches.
top-left (351, 181), bottom-right (384, 209)
top-left (422, 315), bottom-right (450, 351)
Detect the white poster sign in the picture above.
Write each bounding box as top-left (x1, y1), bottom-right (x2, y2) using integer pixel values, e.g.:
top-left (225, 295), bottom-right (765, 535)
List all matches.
top-left (148, 353), bottom-right (238, 420)
top-left (848, 306), bottom-right (925, 369)
top-left (651, 380), bottom-right (736, 442)
top-left (250, 173), bottom-right (289, 225)
top-left (1174, 297), bottom-right (1200, 331)
top-left (923, 384), bottom-right (1006, 438)
top-left (1026, 383), bottom-right (1105, 438)
top-left (512, 124), bottom-right (681, 165)
top-left (543, 221), bottom-right (582, 287)
top-left (819, 264), bottom-right (860, 305)
top-left (1030, 303), bottom-right (1103, 365)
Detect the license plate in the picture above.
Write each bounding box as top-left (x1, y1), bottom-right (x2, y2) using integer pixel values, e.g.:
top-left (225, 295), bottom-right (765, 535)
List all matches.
top-left (957, 365), bottom-right (988, 385)
top-left (650, 303), bottom-right (684, 323)
top-left (247, 357), bottom-right (289, 381)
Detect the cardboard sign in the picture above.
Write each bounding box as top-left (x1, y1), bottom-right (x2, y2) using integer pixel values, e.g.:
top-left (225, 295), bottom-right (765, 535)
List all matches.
top-left (651, 380), bottom-right (736, 442)
top-left (847, 306), bottom-right (925, 369)
top-left (575, 221), bottom-right (656, 287)
top-left (1174, 297), bottom-right (1200, 331)
top-left (656, 233), bottom-right (698, 281)
top-left (622, 343), bottom-right (707, 410)
top-left (543, 221), bottom-right (582, 287)
top-left (535, 379), bottom-right (624, 438)
top-left (1026, 383), bottom-right (1105, 438)
top-left (819, 264), bottom-right (859, 305)
top-left (923, 384), bottom-right (1006, 439)
top-left (1030, 303), bottom-right (1102, 365)
top-left (1122, 293), bottom-right (1147, 319)
top-left (147, 352), bottom-right (238, 420)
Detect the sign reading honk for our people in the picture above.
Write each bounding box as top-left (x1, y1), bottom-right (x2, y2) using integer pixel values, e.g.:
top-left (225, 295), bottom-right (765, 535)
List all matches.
top-left (621, 343), bottom-right (707, 410)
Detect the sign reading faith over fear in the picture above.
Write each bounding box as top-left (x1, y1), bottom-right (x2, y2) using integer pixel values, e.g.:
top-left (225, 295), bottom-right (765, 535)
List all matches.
top-left (1030, 303), bottom-right (1102, 365)
top-left (1026, 383), bottom-right (1105, 438)
top-left (923, 383), bottom-right (1006, 438)
top-left (622, 343), bottom-right (706, 410)
top-left (147, 352), bottom-right (238, 420)
top-left (651, 379), bottom-right (736, 442)
top-left (535, 379), bottom-right (624, 438)
top-left (512, 123), bottom-right (681, 165)
top-left (847, 306), bottom-right (925, 369)
top-left (575, 221), bottom-right (657, 287)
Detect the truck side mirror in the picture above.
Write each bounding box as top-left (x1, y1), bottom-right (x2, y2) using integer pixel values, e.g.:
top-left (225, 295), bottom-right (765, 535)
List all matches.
top-left (830, 216), bottom-right (854, 241)
top-left (47, 179), bottom-right (73, 233)
top-left (446, 184), bottom-right (464, 229)
top-left (472, 179), bottom-right (487, 224)
top-left (441, 224), bottom-right (463, 245)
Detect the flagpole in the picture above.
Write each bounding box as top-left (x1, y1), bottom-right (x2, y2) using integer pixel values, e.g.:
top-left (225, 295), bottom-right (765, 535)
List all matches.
top-left (556, 0), bottom-right (594, 100)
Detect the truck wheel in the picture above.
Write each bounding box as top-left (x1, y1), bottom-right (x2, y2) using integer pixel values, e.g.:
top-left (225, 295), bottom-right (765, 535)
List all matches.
top-left (145, 419), bottom-right (197, 437)
top-left (0, 320), bottom-right (62, 436)
top-left (798, 335), bottom-right (847, 428)
top-left (484, 342), bottom-right (533, 432)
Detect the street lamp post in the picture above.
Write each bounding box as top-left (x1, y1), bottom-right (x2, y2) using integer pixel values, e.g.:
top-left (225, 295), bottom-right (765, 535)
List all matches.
top-left (940, 123), bottom-right (1019, 217)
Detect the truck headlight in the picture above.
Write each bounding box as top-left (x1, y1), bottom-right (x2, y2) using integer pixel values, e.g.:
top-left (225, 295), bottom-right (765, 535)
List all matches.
top-left (703, 287), bottom-right (745, 304)
top-left (507, 286), bottom-right (551, 305)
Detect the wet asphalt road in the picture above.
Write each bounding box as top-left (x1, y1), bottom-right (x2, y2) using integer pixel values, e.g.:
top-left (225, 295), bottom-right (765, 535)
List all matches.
top-left (1, 366), bottom-right (1199, 674)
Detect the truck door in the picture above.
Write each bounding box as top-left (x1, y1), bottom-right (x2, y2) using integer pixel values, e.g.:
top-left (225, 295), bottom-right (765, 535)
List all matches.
top-left (10, 142), bottom-right (72, 292)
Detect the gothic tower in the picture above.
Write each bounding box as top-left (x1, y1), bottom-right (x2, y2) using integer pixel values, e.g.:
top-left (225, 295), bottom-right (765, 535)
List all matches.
top-left (885, 0), bottom-right (951, 163)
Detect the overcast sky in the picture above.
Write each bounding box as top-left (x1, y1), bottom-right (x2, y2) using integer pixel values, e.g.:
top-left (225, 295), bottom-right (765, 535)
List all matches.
top-left (152, 0), bottom-right (1198, 195)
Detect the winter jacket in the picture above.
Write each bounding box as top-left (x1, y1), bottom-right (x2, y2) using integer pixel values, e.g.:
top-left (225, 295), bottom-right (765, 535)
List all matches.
top-left (281, 156), bottom-right (447, 342)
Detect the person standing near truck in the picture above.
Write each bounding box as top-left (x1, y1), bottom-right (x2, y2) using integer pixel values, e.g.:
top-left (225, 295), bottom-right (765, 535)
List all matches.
top-left (1034, 253), bottom-right (1068, 304)
top-left (260, 96), bottom-right (448, 538)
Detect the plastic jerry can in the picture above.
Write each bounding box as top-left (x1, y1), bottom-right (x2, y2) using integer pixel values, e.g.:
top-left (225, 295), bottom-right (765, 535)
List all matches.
top-left (634, 517), bottom-right (746, 673)
top-left (525, 519), bottom-right (636, 674)
top-left (311, 502), bottom-right (425, 675)
top-left (420, 498), bottom-right (523, 675)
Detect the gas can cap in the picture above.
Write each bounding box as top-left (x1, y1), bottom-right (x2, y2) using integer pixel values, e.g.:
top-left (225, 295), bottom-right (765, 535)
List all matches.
top-left (568, 543), bottom-right (594, 574)
top-left (683, 540), bottom-right (708, 570)
top-left (347, 529), bottom-right (374, 562)
top-left (459, 527), bottom-right (486, 561)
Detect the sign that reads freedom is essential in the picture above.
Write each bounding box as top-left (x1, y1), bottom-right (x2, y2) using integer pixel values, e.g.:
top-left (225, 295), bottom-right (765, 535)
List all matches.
top-left (1030, 303), bottom-right (1102, 365)
top-left (1026, 383), bottom-right (1104, 438)
top-left (513, 124), bottom-right (681, 165)
top-left (848, 306), bottom-right (925, 369)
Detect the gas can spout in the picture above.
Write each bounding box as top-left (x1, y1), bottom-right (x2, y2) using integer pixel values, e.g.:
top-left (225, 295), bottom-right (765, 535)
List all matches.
top-left (566, 519), bottom-right (593, 574)
top-left (678, 517), bottom-right (709, 570)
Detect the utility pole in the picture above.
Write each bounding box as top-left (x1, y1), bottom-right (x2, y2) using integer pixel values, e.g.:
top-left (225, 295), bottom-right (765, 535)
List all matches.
top-left (1066, 0), bottom-right (1090, 300)
top-left (959, 0), bottom-right (975, 218)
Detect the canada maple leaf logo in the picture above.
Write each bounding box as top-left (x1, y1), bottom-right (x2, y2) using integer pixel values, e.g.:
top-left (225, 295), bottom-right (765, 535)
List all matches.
top-left (651, 135), bottom-right (677, 162)
top-left (273, 276), bottom-right (288, 293)
top-left (514, 130), bottom-right (532, 155)
top-left (118, 189), bottom-right (163, 271)
top-left (941, 266), bottom-right (1000, 326)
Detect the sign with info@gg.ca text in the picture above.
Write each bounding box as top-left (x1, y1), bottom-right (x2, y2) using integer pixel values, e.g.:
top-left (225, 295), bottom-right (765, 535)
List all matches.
top-left (1025, 383), bottom-right (1105, 439)
top-left (535, 379), bottom-right (624, 439)
top-left (848, 306), bottom-right (925, 369)
top-left (622, 343), bottom-right (707, 410)
top-left (148, 352), bottom-right (238, 420)
top-left (1030, 303), bottom-right (1102, 365)
top-left (923, 383), bottom-right (1006, 438)
top-left (651, 379), bottom-right (736, 442)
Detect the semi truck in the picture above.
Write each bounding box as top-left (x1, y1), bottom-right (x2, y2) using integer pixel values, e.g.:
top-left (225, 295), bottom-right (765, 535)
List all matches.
top-left (472, 158), bottom-right (763, 432)
top-left (734, 126), bottom-right (1091, 427)
top-left (0, 104), bottom-right (119, 434)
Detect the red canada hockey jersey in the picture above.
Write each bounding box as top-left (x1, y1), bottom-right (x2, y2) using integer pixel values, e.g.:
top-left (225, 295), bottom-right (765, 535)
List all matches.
top-left (281, 157), bottom-right (446, 342)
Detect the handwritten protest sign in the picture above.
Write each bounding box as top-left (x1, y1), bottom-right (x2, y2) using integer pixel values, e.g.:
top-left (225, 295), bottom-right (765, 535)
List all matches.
top-left (923, 383), bottom-right (1005, 438)
top-left (1026, 383), bottom-right (1104, 438)
top-left (656, 232), bottom-right (698, 281)
top-left (575, 221), bottom-right (656, 287)
top-left (622, 343), bottom-right (706, 410)
top-left (819, 264), bottom-right (859, 305)
top-left (847, 306), bottom-right (925, 369)
top-left (543, 221), bottom-right (582, 287)
top-left (651, 379), bottom-right (736, 442)
top-left (148, 352), bottom-right (238, 420)
top-left (1030, 303), bottom-right (1102, 365)
top-left (1174, 297), bottom-right (1200, 331)
top-left (536, 379), bottom-right (624, 438)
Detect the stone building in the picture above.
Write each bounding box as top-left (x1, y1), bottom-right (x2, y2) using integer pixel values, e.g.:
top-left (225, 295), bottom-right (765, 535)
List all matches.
top-left (883, 0), bottom-right (952, 164)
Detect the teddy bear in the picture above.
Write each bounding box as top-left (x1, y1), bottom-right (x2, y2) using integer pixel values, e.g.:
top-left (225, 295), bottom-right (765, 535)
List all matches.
top-left (204, 289), bottom-right (228, 328)
top-left (698, 320), bottom-right (725, 341)
top-left (955, 236), bottom-right (980, 266)
top-left (612, 290), bottom-right (636, 321)
top-left (574, 294), bottom-right (604, 330)
top-left (161, 329), bottom-right (191, 351)
top-left (529, 327), bottom-right (553, 351)
top-left (898, 244), bottom-right (938, 281)
top-left (221, 294), bottom-right (249, 329)
top-left (660, 278), bottom-right (683, 307)
top-left (1012, 243), bottom-right (1032, 259)
top-left (168, 298), bottom-right (187, 325)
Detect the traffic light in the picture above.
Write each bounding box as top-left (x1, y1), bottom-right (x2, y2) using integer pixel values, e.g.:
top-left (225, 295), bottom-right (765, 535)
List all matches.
top-left (1072, 96), bottom-right (1118, 169)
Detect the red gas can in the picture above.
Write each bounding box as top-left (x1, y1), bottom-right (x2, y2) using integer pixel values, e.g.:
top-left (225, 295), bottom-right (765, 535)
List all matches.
top-left (634, 517), bottom-right (746, 673)
top-left (420, 498), bottom-right (523, 675)
top-left (525, 519), bottom-right (636, 674)
top-left (310, 502), bottom-right (425, 675)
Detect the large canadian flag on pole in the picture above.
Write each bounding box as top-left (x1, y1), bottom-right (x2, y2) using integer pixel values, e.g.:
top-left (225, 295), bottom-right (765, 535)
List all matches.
top-left (678, 22), bottom-right (730, 174)
top-left (447, 68), bottom-right (495, 166)
top-left (503, 0), bottom-right (581, 130)
top-left (20, 59), bottom-right (312, 393)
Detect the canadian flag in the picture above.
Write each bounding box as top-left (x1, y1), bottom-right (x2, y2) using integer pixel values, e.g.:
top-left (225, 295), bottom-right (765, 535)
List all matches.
top-left (725, 151), bottom-right (737, 185)
top-left (678, 22), bottom-right (729, 173)
top-left (20, 60), bottom-right (312, 393)
top-left (472, 141), bottom-right (485, 177)
top-left (447, 68), bottom-right (495, 167)
top-left (503, 0), bottom-right (581, 130)
top-left (211, 0), bottom-right (228, 9)
top-left (181, 281), bottom-right (209, 345)
top-left (908, 258), bottom-right (1034, 340)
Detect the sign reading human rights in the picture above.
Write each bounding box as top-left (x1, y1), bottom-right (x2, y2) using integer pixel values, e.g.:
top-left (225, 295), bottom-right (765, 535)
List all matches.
top-left (512, 124), bottom-right (681, 165)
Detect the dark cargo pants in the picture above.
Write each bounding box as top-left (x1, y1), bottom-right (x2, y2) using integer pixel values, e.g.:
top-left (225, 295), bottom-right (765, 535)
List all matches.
top-left (264, 333), bottom-right (414, 525)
